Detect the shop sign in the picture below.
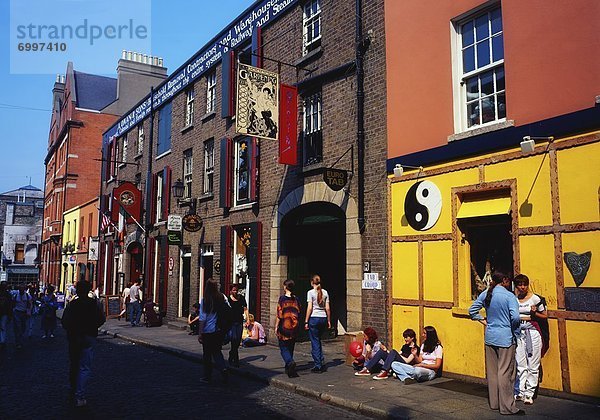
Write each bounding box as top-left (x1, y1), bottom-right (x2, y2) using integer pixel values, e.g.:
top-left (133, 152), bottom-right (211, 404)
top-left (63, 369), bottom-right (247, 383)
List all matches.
top-left (68, 255), bottom-right (76, 264)
top-left (279, 84), bottom-right (297, 165)
top-left (362, 273), bottom-right (381, 290)
top-left (214, 259), bottom-right (221, 275)
top-left (168, 257), bottom-right (174, 275)
top-left (167, 214), bottom-right (183, 231)
top-left (324, 168), bottom-right (348, 191)
top-left (182, 214), bottom-right (203, 232)
top-left (404, 180), bottom-right (442, 231)
top-left (88, 236), bottom-right (99, 261)
top-left (167, 230), bottom-right (182, 246)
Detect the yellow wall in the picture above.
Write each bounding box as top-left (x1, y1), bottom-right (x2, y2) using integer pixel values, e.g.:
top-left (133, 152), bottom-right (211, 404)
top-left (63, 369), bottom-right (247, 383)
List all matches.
top-left (61, 208), bottom-right (80, 290)
top-left (541, 319), bottom-right (563, 392)
top-left (392, 305), bottom-right (419, 350)
top-left (422, 240), bottom-right (453, 301)
top-left (558, 142), bottom-right (600, 225)
top-left (562, 231), bottom-right (600, 288)
top-left (566, 320), bottom-right (600, 397)
top-left (392, 242), bottom-right (419, 299)
top-left (518, 235), bottom-right (558, 309)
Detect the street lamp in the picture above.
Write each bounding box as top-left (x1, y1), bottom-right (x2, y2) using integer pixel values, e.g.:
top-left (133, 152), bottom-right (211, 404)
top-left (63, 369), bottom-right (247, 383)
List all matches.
top-left (172, 178), bottom-right (197, 214)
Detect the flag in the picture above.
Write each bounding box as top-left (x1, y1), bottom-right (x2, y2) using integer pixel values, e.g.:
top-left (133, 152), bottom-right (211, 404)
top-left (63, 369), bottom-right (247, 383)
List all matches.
top-left (100, 212), bottom-right (111, 232)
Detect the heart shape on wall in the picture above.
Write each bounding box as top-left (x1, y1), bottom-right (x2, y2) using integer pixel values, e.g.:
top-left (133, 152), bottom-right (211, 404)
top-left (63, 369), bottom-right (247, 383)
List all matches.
top-left (564, 251), bottom-right (592, 287)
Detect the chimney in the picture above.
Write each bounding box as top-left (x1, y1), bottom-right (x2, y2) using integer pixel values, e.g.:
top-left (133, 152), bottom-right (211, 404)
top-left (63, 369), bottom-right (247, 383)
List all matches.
top-left (52, 73), bottom-right (65, 113)
top-left (111, 50), bottom-right (168, 114)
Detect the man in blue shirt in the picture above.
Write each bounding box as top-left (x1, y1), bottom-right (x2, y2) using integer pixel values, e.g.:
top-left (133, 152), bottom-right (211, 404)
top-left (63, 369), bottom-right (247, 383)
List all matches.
top-left (470, 271), bottom-right (522, 415)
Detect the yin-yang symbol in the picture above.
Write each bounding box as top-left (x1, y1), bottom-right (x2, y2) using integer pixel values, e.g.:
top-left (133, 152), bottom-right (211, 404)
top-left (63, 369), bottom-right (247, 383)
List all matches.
top-left (404, 181), bottom-right (442, 231)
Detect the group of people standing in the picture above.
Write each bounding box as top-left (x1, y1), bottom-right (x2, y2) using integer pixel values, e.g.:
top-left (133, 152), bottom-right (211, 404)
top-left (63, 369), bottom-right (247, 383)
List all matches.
top-left (470, 271), bottom-right (548, 416)
top-left (0, 282), bottom-right (59, 350)
top-left (196, 274), bottom-right (332, 382)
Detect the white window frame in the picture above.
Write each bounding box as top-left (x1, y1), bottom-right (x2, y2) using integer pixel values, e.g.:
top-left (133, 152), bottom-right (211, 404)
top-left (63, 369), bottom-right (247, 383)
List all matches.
top-left (302, 0), bottom-right (322, 55)
top-left (155, 172), bottom-right (163, 222)
top-left (303, 91), bottom-right (322, 165)
top-left (185, 87), bottom-right (195, 126)
top-left (183, 149), bottom-right (193, 199)
top-left (203, 139), bottom-right (214, 195)
top-left (206, 72), bottom-right (216, 114)
top-left (452, 4), bottom-right (505, 134)
top-left (121, 134), bottom-right (128, 165)
top-left (137, 124), bottom-right (144, 155)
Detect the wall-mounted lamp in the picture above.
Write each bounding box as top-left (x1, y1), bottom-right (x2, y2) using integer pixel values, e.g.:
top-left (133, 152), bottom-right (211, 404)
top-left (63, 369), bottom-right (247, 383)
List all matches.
top-left (393, 164), bottom-right (424, 178)
top-left (520, 136), bottom-right (554, 154)
top-left (172, 178), bottom-right (197, 214)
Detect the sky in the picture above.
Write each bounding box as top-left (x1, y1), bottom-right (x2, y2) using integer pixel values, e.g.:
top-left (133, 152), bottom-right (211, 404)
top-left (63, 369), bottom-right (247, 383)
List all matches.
top-left (0, 0), bottom-right (252, 194)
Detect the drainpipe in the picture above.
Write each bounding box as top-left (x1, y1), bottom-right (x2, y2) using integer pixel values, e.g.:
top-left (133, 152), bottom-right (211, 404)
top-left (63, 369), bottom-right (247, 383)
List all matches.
top-left (356, 0), bottom-right (366, 234)
top-left (143, 87), bottom-right (155, 297)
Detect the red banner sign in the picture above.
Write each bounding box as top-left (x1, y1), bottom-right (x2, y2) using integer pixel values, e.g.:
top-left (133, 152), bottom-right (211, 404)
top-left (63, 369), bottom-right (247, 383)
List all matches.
top-left (111, 181), bottom-right (142, 225)
top-left (279, 84), bottom-right (297, 165)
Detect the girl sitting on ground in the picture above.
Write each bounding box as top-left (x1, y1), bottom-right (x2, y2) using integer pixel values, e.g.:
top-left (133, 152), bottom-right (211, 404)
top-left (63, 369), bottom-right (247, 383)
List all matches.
top-left (353, 327), bottom-right (385, 370)
top-left (355, 328), bottom-right (419, 379)
top-left (391, 326), bottom-right (442, 383)
top-left (242, 313), bottom-right (266, 347)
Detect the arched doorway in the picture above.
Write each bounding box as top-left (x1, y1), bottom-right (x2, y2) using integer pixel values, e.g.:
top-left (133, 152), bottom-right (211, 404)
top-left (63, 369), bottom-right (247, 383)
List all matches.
top-left (281, 202), bottom-right (347, 336)
top-left (127, 242), bottom-right (143, 289)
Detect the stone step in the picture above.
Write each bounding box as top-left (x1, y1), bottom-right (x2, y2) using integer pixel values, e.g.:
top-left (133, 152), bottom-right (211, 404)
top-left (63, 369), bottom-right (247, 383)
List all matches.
top-left (167, 319), bottom-right (188, 331)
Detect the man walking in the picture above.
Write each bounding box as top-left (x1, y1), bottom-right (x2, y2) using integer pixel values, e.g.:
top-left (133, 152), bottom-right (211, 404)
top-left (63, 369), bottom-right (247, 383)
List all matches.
top-left (62, 281), bottom-right (106, 407)
top-left (129, 279), bottom-right (142, 327)
top-left (12, 285), bottom-right (32, 349)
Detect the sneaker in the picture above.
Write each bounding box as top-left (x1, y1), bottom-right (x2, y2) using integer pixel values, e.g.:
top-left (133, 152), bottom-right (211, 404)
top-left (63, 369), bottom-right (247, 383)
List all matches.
top-left (311, 366), bottom-right (323, 373)
top-left (373, 371), bottom-right (389, 380)
top-left (42, 335), bottom-right (47, 339)
top-left (50, 334), bottom-right (55, 338)
top-left (523, 395), bottom-right (534, 405)
top-left (514, 394), bottom-right (523, 401)
top-left (403, 378), bottom-right (417, 385)
top-left (287, 362), bottom-right (298, 378)
top-left (355, 367), bottom-right (371, 376)
top-left (75, 398), bottom-right (87, 407)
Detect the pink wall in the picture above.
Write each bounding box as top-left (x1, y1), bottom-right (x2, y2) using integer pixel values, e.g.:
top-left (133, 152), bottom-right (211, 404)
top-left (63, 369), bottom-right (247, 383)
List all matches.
top-left (385, 0), bottom-right (600, 159)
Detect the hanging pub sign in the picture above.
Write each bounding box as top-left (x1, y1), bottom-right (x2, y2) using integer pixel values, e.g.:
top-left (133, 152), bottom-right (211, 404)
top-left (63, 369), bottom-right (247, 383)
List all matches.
top-left (167, 230), bottom-right (183, 246)
top-left (88, 236), bottom-right (99, 261)
top-left (182, 214), bottom-right (203, 232)
top-left (235, 63), bottom-right (279, 141)
top-left (111, 181), bottom-right (142, 225)
top-left (324, 168), bottom-right (348, 191)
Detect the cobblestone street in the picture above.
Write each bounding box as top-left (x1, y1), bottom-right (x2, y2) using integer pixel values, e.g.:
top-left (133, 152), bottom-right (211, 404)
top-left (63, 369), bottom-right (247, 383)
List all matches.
top-left (0, 318), bottom-right (366, 419)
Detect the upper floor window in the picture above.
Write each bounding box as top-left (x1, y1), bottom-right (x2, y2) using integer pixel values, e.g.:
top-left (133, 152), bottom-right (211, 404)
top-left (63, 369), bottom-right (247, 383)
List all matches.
top-left (303, 91), bottom-right (322, 166)
top-left (234, 138), bottom-right (250, 206)
top-left (183, 149), bottom-right (193, 198)
top-left (113, 139), bottom-right (120, 177)
top-left (303, 0), bottom-right (321, 55)
top-left (121, 134), bottom-right (128, 164)
top-left (206, 72), bottom-right (216, 114)
top-left (137, 124), bottom-right (144, 155)
top-left (155, 171), bottom-right (164, 222)
top-left (185, 88), bottom-right (195, 127)
top-left (157, 102), bottom-right (172, 156)
top-left (203, 139), bottom-right (214, 195)
top-left (458, 7), bottom-right (505, 129)
top-left (15, 244), bottom-right (24, 264)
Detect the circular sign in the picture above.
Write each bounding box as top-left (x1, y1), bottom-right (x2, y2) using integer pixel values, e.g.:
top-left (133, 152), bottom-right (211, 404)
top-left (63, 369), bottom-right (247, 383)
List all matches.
top-left (182, 214), bottom-right (203, 232)
top-left (168, 257), bottom-right (174, 271)
top-left (404, 180), bottom-right (442, 231)
top-left (214, 259), bottom-right (221, 275)
top-left (119, 190), bottom-right (135, 207)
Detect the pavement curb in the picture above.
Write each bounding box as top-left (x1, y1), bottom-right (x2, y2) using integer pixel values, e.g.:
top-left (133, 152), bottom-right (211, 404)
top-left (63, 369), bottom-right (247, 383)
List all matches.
top-left (100, 327), bottom-right (391, 418)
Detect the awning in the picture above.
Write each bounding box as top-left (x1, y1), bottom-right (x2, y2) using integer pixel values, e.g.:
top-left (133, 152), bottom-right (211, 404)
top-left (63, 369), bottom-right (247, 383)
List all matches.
top-left (457, 197), bottom-right (511, 219)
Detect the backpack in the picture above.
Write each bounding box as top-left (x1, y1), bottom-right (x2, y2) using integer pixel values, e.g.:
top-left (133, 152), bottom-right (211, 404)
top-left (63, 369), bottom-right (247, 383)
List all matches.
top-left (216, 295), bottom-right (233, 333)
top-left (533, 294), bottom-right (550, 357)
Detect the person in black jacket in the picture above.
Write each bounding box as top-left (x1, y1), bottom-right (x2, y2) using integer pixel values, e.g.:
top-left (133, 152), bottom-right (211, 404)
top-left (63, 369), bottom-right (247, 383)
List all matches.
top-left (62, 281), bottom-right (105, 407)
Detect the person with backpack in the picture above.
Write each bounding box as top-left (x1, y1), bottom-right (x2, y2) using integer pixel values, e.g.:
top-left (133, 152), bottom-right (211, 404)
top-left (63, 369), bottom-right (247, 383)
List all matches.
top-left (275, 279), bottom-right (302, 378)
top-left (12, 285), bottom-right (32, 349)
top-left (513, 274), bottom-right (548, 405)
top-left (0, 282), bottom-right (13, 349)
top-left (197, 278), bottom-right (230, 383)
top-left (470, 271), bottom-right (522, 415)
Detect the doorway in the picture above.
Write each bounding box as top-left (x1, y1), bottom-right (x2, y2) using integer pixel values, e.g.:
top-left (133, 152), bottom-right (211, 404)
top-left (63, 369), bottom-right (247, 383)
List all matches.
top-left (281, 202), bottom-right (347, 337)
top-left (180, 247), bottom-right (191, 317)
top-left (127, 242), bottom-right (143, 288)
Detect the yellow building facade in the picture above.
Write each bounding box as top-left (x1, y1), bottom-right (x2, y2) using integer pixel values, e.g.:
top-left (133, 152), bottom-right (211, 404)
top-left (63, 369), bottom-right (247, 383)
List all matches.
top-left (60, 207), bottom-right (80, 292)
top-left (389, 131), bottom-right (600, 397)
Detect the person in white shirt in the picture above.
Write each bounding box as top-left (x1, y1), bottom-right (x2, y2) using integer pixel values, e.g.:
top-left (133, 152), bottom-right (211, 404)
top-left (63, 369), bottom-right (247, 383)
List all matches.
top-left (128, 280), bottom-right (142, 326)
top-left (304, 274), bottom-right (331, 373)
top-left (391, 326), bottom-right (443, 383)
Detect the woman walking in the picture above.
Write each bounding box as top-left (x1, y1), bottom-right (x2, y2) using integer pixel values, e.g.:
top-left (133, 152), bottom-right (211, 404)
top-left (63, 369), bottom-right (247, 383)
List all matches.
top-left (275, 279), bottom-right (302, 378)
top-left (470, 271), bottom-right (522, 415)
top-left (514, 274), bottom-right (548, 405)
top-left (198, 278), bottom-right (229, 383)
top-left (40, 285), bottom-right (58, 338)
top-left (304, 274), bottom-right (331, 373)
top-left (227, 286), bottom-right (248, 367)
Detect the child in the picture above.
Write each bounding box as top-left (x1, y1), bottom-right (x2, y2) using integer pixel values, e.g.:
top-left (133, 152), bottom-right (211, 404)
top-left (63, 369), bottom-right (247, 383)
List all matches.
top-left (242, 314), bottom-right (266, 347)
top-left (188, 303), bottom-right (200, 335)
top-left (353, 327), bottom-right (385, 370)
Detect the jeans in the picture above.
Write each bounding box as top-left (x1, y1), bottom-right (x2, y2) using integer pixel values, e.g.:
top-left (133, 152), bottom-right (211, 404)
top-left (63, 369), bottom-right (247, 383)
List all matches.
top-left (279, 339), bottom-right (296, 367)
top-left (242, 338), bottom-right (265, 347)
top-left (68, 335), bottom-right (95, 399)
top-left (202, 331), bottom-right (227, 379)
top-left (391, 361), bottom-right (436, 382)
top-left (308, 316), bottom-right (327, 369)
top-left (13, 310), bottom-right (27, 347)
top-left (129, 301), bottom-right (141, 325)
top-left (0, 315), bottom-right (8, 344)
top-left (229, 322), bottom-right (243, 364)
top-left (366, 348), bottom-right (408, 372)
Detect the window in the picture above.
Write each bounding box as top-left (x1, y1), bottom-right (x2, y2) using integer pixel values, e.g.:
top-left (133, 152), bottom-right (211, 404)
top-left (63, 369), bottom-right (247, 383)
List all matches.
top-left (234, 138), bottom-right (250, 206)
top-left (155, 171), bottom-right (163, 222)
top-left (113, 139), bottom-right (120, 177)
top-left (121, 134), bottom-right (128, 164)
top-left (458, 7), bottom-right (505, 129)
top-left (185, 88), bottom-right (195, 126)
top-left (303, 0), bottom-right (321, 55)
top-left (203, 139), bottom-right (214, 195)
top-left (303, 92), bottom-right (322, 166)
top-left (157, 102), bottom-right (172, 156)
top-left (206, 72), bottom-right (216, 114)
top-left (15, 244), bottom-right (24, 263)
top-left (183, 149), bottom-right (193, 198)
top-left (137, 124), bottom-right (144, 155)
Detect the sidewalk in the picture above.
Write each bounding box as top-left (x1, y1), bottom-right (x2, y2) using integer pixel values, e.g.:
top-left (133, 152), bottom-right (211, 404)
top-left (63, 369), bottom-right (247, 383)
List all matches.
top-left (100, 318), bottom-right (598, 419)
